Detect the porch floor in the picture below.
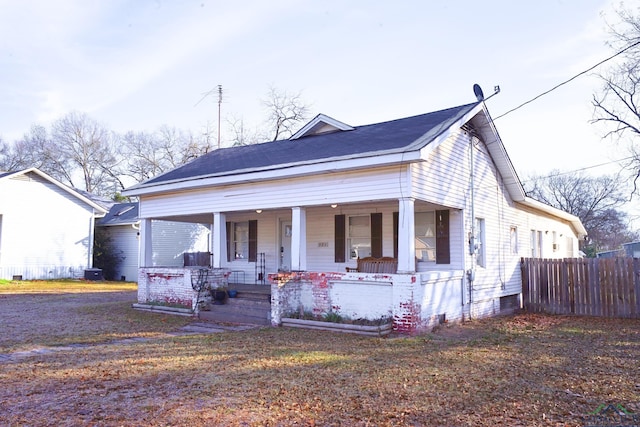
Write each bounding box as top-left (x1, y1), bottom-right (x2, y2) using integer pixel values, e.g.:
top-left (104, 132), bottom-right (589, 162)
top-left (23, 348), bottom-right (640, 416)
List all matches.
top-left (226, 283), bottom-right (271, 295)
top-left (198, 283), bottom-right (271, 326)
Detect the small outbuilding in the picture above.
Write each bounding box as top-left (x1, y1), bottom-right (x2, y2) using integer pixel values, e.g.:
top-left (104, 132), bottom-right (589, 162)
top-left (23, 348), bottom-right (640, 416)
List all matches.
top-left (0, 168), bottom-right (108, 280)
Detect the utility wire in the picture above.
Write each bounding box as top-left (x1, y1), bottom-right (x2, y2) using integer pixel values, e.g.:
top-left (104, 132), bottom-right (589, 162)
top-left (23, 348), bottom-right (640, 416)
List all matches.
top-left (493, 40), bottom-right (640, 121)
top-left (520, 155), bottom-right (635, 184)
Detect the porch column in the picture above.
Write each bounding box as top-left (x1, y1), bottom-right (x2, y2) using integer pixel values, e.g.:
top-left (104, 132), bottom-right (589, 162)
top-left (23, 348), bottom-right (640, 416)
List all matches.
top-left (291, 207), bottom-right (307, 271)
top-left (212, 212), bottom-right (227, 268)
top-left (397, 197), bottom-right (416, 273)
top-left (138, 218), bottom-right (153, 267)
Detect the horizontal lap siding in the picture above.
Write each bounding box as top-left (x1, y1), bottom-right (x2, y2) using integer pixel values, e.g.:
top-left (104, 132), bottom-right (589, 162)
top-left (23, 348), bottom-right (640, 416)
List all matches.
top-left (103, 226), bottom-right (139, 282)
top-left (411, 132), bottom-right (470, 208)
top-left (140, 166), bottom-right (409, 218)
top-left (467, 136), bottom-right (521, 302)
top-left (413, 131), bottom-right (524, 307)
top-left (151, 220), bottom-right (210, 267)
top-left (515, 205), bottom-right (580, 258)
top-left (1, 173), bottom-right (93, 272)
top-left (216, 204), bottom-right (402, 276)
top-left (305, 202), bottom-right (400, 272)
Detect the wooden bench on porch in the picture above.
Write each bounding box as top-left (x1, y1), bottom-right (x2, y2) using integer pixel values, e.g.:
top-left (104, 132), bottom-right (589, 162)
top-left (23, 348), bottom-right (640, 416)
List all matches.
top-left (346, 257), bottom-right (398, 274)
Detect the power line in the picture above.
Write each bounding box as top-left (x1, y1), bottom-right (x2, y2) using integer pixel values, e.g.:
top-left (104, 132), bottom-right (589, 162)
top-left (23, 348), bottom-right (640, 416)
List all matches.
top-left (494, 40), bottom-right (640, 121)
top-left (520, 155), bottom-right (635, 186)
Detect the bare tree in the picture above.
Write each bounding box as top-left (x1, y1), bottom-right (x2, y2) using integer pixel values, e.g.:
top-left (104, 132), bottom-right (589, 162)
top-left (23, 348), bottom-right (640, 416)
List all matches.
top-left (225, 115), bottom-right (263, 146)
top-left (525, 170), bottom-right (638, 254)
top-left (0, 136), bottom-right (23, 171)
top-left (592, 6), bottom-right (640, 190)
top-left (262, 86), bottom-right (310, 141)
top-left (0, 125), bottom-right (73, 178)
top-left (117, 125), bottom-right (213, 184)
top-left (50, 112), bottom-right (118, 195)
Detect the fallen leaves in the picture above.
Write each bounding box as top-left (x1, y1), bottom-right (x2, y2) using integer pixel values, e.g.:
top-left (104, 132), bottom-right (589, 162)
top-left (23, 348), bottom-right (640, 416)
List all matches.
top-left (1, 286), bottom-right (640, 426)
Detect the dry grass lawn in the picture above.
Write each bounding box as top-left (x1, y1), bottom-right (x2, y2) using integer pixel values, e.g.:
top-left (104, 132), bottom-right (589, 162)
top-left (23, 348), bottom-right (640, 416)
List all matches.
top-left (1, 280), bottom-right (639, 426)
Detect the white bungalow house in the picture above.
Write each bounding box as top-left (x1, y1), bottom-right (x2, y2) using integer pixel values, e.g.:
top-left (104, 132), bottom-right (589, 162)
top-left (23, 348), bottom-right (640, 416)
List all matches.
top-left (123, 100), bottom-right (586, 332)
top-left (0, 168), bottom-right (109, 280)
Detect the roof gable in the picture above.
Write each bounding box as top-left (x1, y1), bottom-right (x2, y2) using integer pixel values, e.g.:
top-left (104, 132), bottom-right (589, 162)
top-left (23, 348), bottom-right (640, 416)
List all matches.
top-left (289, 114), bottom-right (354, 140)
top-left (0, 168), bottom-right (109, 215)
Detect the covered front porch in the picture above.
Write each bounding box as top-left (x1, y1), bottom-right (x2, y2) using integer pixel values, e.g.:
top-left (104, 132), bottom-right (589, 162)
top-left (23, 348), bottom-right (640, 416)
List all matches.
top-left (137, 199), bottom-right (462, 278)
top-left (135, 199), bottom-right (469, 332)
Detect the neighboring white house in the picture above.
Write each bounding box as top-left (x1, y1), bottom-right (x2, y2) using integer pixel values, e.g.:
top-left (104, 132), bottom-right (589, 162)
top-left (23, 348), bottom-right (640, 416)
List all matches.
top-left (96, 202), bottom-right (211, 281)
top-left (0, 168), bottom-right (109, 280)
top-left (123, 99), bottom-right (587, 332)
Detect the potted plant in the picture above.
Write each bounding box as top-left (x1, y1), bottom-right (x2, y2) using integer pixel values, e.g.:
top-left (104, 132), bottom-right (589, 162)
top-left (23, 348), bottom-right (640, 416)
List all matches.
top-left (210, 283), bottom-right (228, 305)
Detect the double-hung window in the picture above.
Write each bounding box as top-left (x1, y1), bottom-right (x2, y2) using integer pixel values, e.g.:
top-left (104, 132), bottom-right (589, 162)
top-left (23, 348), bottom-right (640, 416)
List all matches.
top-left (226, 220), bottom-right (257, 262)
top-left (233, 221), bottom-right (249, 259)
top-left (415, 212), bottom-right (436, 262)
top-left (347, 215), bottom-right (371, 259)
top-left (413, 210), bottom-right (450, 264)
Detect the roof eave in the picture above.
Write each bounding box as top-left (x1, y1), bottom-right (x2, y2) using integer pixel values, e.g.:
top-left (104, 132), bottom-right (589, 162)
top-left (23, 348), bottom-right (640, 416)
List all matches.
top-left (471, 104), bottom-right (527, 202)
top-left (123, 150), bottom-right (422, 197)
top-left (519, 197), bottom-right (588, 237)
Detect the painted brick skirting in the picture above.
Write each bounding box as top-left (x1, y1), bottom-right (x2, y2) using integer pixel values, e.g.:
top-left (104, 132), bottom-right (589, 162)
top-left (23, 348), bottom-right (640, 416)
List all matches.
top-left (138, 267), bottom-right (230, 311)
top-left (269, 270), bottom-right (466, 334)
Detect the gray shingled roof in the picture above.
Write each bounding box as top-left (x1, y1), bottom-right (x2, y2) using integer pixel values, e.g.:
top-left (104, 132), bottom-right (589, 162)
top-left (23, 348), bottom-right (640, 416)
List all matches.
top-left (96, 202), bottom-right (139, 226)
top-left (143, 102), bottom-right (479, 186)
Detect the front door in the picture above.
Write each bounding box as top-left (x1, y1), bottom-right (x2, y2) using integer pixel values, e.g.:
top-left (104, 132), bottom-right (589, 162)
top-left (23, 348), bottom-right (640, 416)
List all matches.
top-left (279, 220), bottom-right (292, 271)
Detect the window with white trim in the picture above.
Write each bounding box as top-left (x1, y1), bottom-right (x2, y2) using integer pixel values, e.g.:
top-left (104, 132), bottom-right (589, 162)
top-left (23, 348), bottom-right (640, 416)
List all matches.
top-left (415, 212), bottom-right (436, 262)
top-left (475, 218), bottom-right (486, 267)
top-left (348, 215), bottom-right (371, 259)
top-left (510, 226), bottom-right (518, 255)
top-left (233, 221), bottom-right (249, 259)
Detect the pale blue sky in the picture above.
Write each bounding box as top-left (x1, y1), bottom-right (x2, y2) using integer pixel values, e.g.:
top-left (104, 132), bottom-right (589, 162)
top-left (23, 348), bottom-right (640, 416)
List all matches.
top-left (0, 0), bottom-right (625, 178)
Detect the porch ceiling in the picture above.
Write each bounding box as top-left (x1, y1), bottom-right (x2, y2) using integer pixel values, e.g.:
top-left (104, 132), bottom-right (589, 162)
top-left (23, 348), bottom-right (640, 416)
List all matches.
top-left (153, 213), bottom-right (214, 224)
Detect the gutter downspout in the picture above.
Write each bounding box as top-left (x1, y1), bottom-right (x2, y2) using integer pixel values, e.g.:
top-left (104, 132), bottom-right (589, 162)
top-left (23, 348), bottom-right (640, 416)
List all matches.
top-left (88, 209), bottom-right (96, 269)
top-left (466, 135), bottom-right (479, 319)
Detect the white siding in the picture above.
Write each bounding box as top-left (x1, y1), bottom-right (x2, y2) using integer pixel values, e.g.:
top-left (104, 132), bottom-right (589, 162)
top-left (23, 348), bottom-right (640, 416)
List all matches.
top-left (411, 129), bottom-right (578, 318)
top-left (140, 166), bottom-right (410, 218)
top-left (103, 225), bottom-right (139, 282)
top-left (0, 173), bottom-right (96, 279)
top-left (151, 220), bottom-right (210, 267)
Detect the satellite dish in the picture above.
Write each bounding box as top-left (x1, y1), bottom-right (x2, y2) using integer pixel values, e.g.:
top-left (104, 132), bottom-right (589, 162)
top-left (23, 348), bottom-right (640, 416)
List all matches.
top-left (473, 84), bottom-right (484, 101)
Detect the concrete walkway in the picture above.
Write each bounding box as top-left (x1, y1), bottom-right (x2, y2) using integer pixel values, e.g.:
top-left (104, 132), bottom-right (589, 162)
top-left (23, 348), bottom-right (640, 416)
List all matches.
top-left (0, 321), bottom-right (259, 363)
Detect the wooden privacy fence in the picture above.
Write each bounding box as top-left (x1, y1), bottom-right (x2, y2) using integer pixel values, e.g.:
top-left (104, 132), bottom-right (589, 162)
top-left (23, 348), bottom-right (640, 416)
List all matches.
top-left (521, 257), bottom-right (640, 318)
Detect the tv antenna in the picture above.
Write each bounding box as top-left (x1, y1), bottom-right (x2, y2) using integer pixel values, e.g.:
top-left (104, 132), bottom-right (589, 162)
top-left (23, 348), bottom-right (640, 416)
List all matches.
top-left (195, 84), bottom-right (223, 149)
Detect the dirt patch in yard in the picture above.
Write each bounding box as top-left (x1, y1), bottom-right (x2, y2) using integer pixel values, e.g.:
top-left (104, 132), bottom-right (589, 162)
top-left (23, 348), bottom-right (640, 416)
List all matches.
top-left (0, 283), bottom-right (191, 352)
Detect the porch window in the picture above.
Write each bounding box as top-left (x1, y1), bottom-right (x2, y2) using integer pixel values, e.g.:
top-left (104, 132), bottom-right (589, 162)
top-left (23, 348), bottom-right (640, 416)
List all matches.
top-left (233, 221), bottom-right (249, 259)
top-left (414, 210), bottom-right (450, 264)
top-left (415, 212), bottom-right (436, 262)
top-left (226, 220), bottom-right (257, 262)
top-left (348, 215), bottom-right (371, 259)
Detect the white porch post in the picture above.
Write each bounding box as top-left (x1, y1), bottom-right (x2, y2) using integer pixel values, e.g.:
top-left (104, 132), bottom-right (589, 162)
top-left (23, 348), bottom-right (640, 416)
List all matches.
top-left (138, 218), bottom-right (153, 267)
top-left (212, 212), bottom-right (227, 268)
top-left (397, 197), bottom-right (416, 273)
top-left (291, 207), bottom-right (307, 271)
